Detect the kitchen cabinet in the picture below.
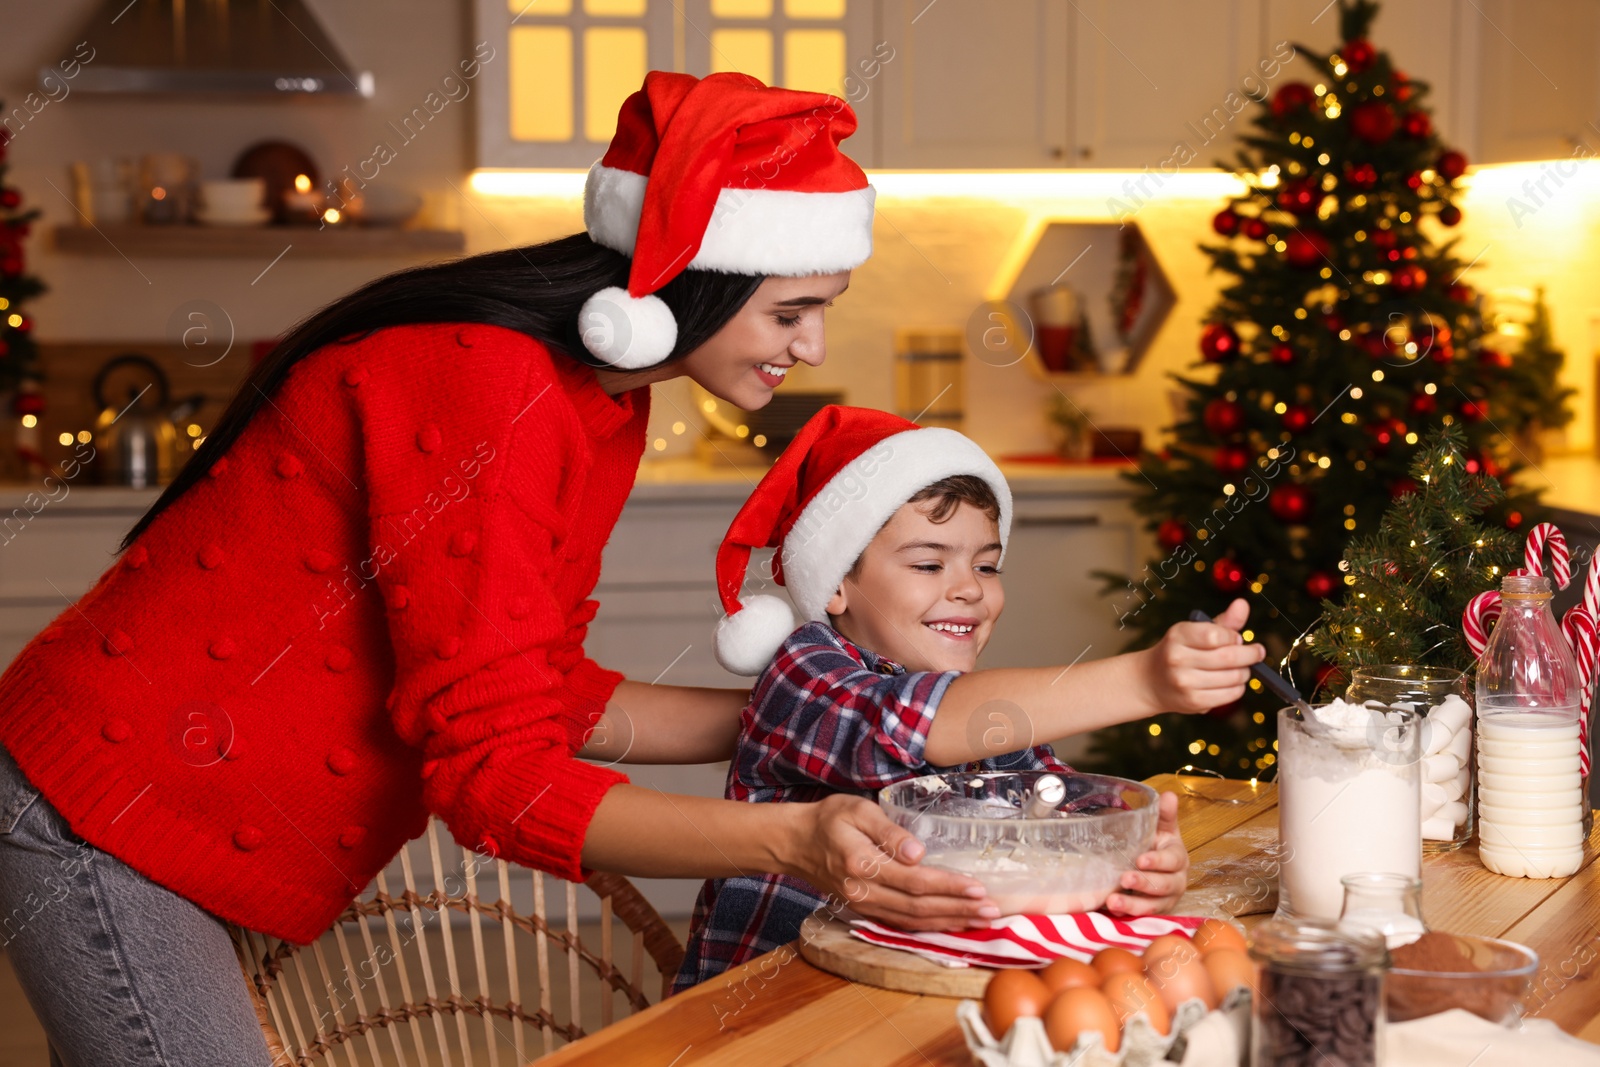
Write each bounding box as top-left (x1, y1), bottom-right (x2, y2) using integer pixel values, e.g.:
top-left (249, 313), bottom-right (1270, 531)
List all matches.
top-left (1468, 0), bottom-right (1600, 164)
top-left (1070, 0), bottom-right (1263, 169)
top-left (875, 0), bottom-right (1071, 168)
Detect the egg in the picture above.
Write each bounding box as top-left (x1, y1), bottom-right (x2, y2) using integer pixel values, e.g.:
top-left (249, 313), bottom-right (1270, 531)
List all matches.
top-left (1141, 933), bottom-right (1199, 965)
top-left (983, 968), bottom-right (1052, 1038)
top-left (1143, 938), bottom-right (1218, 1013)
top-left (1202, 947), bottom-right (1258, 998)
top-left (1039, 957), bottom-right (1101, 994)
top-left (1043, 986), bottom-right (1121, 1054)
top-left (1191, 919), bottom-right (1248, 956)
top-left (1101, 971), bottom-right (1172, 1036)
top-left (1090, 946), bottom-right (1144, 979)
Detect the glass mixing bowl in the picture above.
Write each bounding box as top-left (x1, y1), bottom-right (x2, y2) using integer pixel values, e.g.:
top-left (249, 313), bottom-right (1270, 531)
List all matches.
top-left (879, 771), bottom-right (1159, 915)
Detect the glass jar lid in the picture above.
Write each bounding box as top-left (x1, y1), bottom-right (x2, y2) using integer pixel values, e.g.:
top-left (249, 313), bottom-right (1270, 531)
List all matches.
top-left (1247, 917), bottom-right (1389, 974)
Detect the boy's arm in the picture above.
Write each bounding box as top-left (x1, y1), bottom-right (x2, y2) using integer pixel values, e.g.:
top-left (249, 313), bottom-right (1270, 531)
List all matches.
top-left (922, 599), bottom-right (1264, 767)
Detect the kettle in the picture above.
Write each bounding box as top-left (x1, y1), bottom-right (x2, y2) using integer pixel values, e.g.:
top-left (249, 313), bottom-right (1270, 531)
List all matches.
top-left (91, 354), bottom-right (206, 487)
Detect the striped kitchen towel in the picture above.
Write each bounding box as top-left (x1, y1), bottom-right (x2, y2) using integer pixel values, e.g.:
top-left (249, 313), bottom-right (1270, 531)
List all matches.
top-left (849, 913), bottom-right (1208, 969)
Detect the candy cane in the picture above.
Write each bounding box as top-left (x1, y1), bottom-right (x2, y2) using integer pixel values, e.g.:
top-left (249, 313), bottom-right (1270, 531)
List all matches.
top-left (1584, 551), bottom-right (1600, 619)
top-left (1561, 606), bottom-right (1598, 775)
top-left (1523, 522), bottom-right (1573, 590)
top-left (1463, 589), bottom-right (1502, 660)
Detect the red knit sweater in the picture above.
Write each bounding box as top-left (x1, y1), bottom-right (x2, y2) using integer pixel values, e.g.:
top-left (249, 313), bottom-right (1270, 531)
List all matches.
top-left (0, 323), bottom-right (648, 943)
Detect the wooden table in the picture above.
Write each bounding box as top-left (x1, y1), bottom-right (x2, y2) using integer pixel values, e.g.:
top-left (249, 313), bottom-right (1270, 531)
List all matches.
top-left (542, 774), bottom-right (1600, 1066)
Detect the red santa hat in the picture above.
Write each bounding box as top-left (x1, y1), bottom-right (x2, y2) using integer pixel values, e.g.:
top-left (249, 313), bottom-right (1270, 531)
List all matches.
top-left (714, 405), bottom-right (1013, 676)
top-left (580, 70), bottom-right (876, 369)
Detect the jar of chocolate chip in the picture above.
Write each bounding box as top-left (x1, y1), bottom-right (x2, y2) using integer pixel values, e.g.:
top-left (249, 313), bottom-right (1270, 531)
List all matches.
top-left (1248, 917), bottom-right (1389, 1067)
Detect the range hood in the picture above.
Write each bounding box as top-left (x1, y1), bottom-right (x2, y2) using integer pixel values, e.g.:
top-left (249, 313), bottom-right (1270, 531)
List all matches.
top-left (48, 0), bottom-right (374, 97)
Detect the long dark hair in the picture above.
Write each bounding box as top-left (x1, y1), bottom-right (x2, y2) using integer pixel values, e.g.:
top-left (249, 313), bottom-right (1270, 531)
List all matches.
top-left (121, 234), bottom-right (764, 549)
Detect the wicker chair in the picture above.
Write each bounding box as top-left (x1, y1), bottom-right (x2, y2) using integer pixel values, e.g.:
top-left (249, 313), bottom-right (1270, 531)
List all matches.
top-left (230, 819), bottom-right (685, 1067)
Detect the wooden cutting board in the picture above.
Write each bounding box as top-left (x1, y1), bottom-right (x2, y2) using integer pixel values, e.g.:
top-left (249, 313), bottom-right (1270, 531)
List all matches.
top-left (794, 909), bottom-right (994, 998)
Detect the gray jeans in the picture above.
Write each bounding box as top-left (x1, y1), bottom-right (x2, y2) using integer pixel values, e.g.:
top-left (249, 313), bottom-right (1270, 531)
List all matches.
top-left (0, 745), bottom-right (275, 1067)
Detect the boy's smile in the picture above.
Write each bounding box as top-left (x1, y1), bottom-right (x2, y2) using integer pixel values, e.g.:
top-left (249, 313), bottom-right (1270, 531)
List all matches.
top-left (826, 500), bottom-right (1005, 674)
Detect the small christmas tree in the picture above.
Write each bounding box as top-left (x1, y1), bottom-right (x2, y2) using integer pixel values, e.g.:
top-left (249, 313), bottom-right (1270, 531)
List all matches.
top-left (1493, 286), bottom-right (1576, 458)
top-left (1087, 0), bottom-right (1566, 781)
top-left (1308, 424), bottom-right (1519, 676)
top-left (0, 117), bottom-right (46, 467)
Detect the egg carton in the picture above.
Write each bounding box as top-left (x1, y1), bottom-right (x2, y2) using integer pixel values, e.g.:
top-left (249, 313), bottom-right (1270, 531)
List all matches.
top-left (956, 989), bottom-right (1251, 1067)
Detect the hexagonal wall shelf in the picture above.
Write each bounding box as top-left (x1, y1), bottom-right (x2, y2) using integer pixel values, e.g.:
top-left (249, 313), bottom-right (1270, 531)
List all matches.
top-left (988, 220), bottom-right (1176, 378)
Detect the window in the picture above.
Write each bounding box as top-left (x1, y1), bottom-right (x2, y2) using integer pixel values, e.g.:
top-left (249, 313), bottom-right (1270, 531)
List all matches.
top-left (476, 0), bottom-right (871, 167)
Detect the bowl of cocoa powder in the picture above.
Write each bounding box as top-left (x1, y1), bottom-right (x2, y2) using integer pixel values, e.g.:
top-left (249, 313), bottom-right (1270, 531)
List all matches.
top-left (1387, 931), bottom-right (1539, 1025)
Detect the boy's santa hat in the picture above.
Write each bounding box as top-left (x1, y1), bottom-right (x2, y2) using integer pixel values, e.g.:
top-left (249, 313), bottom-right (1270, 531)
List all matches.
top-left (714, 405), bottom-right (1013, 676)
top-left (580, 71), bottom-right (876, 369)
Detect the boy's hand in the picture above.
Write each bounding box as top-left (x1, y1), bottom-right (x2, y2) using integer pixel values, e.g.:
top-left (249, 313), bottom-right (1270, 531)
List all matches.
top-left (1145, 597), bottom-right (1264, 714)
top-left (1106, 791), bottom-right (1188, 916)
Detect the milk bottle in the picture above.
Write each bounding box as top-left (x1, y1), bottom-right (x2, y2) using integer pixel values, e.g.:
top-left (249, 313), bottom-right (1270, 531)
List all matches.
top-left (1474, 572), bottom-right (1585, 879)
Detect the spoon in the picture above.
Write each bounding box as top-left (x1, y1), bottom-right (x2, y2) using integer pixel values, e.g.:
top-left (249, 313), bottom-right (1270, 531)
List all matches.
top-left (1188, 609), bottom-right (1315, 717)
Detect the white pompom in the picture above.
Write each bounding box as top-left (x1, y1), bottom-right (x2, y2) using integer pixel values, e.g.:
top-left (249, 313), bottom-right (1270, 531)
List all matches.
top-left (579, 286), bottom-right (678, 369)
top-left (714, 595), bottom-right (797, 676)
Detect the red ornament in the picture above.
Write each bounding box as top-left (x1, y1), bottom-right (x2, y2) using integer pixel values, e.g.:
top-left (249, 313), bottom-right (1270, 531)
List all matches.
top-left (1199, 322), bottom-right (1241, 362)
top-left (13, 317), bottom-right (30, 333)
top-left (1344, 162), bottom-right (1379, 189)
top-left (1465, 451), bottom-right (1500, 478)
top-left (0, 189), bottom-right (19, 210)
top-left (0, 256), bottom-right (19, 277)
top-left (1479, 348), bottom-right (1513, 369)
top-left (1370, 228), bottom-right (1396, 250)
top-left (1322, 310), bottom-right (1346, 334)
top-left (1393, 70), bottom-right (1414, 102)
top-left (1270, 342), bottom-right (1296, 364)
top-left (1277, 178), bottom-right (1321, 216)
top-left (1156, 519), bottom-right (1189, 551)
top-left (1272, 82), bottom-right (1316, 119)
top-left (1391, 263), bottom-right (1427, 293)
top-left (1342, 38), bottom-right (1377, 73)
top-left (1214, 443), bottom-right (1252, 476)
top-left (1429, 343), bottom-right (1456, 364)
top-left (1211, 557), bottom-right (1248, 594)
top-left (1460, 398), bottom-right (1490, 423)
top-left (0, 339), bottom-right (9, 357)
top-left (1315, 663), bottom-right (1345, 693)
top-left (1437, 150), bottom-right (1469, 180)
top-left (1390, 476), bottom-right (1419, 499)
top-left (11, 393), bottom-right (44, 417)
top-left (1368, 418), bottom-right (1406, 451)
top-left (1284, 229), bottom-right (1330, 268)
top-left (1282, 403), bottom-right (1314, 434)
top-left (1359, 330), bottom-right (1390, 359)
top-left (1305, 571), bottom-right (1338, 599)
top-left (1446, 282), bottom-right (1475, 304)
top-left (1243, 217), bottom-right (1269, 241)
top-left (1268, 483), bottom-right (1315, 524)
top-left (1402, 111), bottom-right (1432, 139)
top-left (1203, 397), bottom-right (1246, 436)
top-left (1506, 510), bottom-right (1524, 530)
top-left (1408, 392), bottom-right (1437, 417)
top-left (1211, 208), bottom-right (1241, 236)
top-left (1437, 203), bottom-right (1462, 227)
top-left (1349, 101), bottom-right (1398, 144)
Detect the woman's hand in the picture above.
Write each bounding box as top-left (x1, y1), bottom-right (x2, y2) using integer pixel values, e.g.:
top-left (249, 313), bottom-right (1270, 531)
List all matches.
top-left (1106, 791), bottom-right (1189, 916)
top-left (1143, 598), bottom-right (1265, 715)
top-left (780, 794), bottom-right (1000, 931)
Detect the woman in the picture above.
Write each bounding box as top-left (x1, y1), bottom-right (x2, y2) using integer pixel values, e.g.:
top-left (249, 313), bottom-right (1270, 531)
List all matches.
top-left (0, 72), bottom-right (993, 1065)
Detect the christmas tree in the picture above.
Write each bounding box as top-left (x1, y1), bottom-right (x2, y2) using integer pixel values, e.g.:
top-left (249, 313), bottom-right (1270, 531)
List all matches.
top-left (1309, 424), bottom-right (1519, 676)
top-left (1088, 0), bottom-right (1569, 781)
top-left (0, 118), bottom-right (45, 433)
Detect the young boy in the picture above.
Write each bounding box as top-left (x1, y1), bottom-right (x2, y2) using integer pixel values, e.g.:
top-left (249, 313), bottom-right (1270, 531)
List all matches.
top-left (676, 406), bottom-right (1261, 990)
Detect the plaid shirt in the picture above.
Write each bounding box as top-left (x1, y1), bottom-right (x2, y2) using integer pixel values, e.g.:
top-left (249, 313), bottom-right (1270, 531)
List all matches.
top-left (675, 621), bottom-right (1068, 991)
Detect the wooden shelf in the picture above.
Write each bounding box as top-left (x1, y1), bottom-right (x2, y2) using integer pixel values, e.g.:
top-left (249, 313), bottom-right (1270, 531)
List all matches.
top-left (52, 224), bottom-right (465, 259)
